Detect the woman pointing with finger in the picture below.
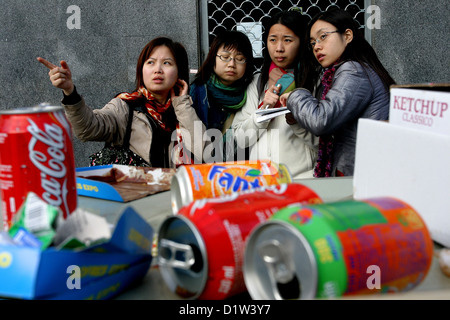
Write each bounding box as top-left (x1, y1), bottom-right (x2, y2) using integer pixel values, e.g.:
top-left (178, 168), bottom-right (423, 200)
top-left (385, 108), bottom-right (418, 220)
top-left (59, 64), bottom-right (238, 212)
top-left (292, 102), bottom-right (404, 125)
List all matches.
top-left (38, 37), bottom-right (205, 168)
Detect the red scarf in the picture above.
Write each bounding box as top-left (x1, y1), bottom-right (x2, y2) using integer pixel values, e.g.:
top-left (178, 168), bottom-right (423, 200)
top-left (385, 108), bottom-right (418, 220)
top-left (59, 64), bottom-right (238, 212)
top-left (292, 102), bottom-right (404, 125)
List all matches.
top-left (313, 62), bottom-right (340, 177)
top-left (117, 87), bottom-right (191, 166)
top-left (116, 87), bottom-right (176, 132)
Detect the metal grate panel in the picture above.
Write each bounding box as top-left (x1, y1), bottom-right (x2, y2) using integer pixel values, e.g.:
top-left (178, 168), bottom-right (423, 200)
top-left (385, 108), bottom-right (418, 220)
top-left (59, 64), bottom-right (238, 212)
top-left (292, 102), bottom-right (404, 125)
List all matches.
top-left (199, 0), bottom-right (371, 69)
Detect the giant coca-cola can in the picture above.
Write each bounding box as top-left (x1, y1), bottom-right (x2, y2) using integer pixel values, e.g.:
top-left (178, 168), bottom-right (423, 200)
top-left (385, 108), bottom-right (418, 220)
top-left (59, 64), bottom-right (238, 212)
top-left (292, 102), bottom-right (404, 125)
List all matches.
top-left (0, 104), bottom-right (77, 230)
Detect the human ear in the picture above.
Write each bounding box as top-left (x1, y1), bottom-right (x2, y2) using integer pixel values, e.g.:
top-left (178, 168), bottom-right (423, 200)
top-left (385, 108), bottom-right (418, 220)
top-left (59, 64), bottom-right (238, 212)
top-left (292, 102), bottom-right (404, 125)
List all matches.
top-left (344, 29), bottom-right (353, 44)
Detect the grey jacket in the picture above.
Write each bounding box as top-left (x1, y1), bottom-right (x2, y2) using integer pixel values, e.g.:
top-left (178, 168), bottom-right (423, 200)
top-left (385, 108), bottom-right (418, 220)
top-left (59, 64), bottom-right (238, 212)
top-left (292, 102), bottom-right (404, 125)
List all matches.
top-left (286, 61), bottom-right (390, 176)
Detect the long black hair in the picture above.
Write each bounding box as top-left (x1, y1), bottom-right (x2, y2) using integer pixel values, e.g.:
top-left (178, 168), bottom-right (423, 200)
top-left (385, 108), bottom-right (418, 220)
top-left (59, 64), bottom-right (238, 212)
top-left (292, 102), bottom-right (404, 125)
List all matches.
top-left (192, 30), bottom-right (255, 88)
top-left (307, 8), bottom-right (395, 90)
top-left (258, 10), bottom-right (315, 96)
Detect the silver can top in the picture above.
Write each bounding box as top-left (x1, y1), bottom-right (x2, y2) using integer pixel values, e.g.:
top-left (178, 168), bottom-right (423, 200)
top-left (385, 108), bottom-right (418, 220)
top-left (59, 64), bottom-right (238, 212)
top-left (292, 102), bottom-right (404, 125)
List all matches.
top-left (170, 166), bottom-right (194, 214)
top-left (0, 103), bottom-right (63, 115)
top-left (243, 220), bottom-right (318, 300)
top-left (157, 215), bottom-right (208, 299)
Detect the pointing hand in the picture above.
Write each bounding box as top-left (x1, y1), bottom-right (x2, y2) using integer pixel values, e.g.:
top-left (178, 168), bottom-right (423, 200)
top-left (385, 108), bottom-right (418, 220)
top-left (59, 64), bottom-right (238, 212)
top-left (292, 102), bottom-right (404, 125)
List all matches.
top-left (37, 57), bottom-right (74, 96)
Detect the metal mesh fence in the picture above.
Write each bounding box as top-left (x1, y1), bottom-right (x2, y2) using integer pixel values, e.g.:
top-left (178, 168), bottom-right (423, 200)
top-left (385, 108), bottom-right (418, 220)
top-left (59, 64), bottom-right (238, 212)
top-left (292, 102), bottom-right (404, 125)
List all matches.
top-left (199, 0), bottom-right (371, 69)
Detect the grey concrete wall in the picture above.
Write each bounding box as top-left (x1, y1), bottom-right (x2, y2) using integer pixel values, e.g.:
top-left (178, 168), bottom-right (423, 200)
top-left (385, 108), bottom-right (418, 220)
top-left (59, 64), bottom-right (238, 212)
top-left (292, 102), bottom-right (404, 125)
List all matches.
top-left (1, 0), bottom-right (448, 168)
top-left (0, 0), bottom-right (199, 167)
top-left (372, 0), bottom-right (449, 84)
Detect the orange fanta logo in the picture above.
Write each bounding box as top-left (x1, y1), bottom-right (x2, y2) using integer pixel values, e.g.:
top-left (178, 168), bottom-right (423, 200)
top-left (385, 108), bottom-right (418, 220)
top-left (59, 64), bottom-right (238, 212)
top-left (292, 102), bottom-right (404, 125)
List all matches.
top-left (207, 164), bottom-right (269, 197)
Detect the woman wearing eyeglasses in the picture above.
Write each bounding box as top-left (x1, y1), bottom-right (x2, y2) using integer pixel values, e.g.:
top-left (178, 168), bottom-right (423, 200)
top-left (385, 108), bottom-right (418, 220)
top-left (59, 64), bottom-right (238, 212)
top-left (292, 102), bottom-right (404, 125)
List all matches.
top-left (232, 10), bottom-right (319, 179)
top-left (280, 8), bottom-right (396, 177)
top-left (189, 30), bottom-right (255, 162)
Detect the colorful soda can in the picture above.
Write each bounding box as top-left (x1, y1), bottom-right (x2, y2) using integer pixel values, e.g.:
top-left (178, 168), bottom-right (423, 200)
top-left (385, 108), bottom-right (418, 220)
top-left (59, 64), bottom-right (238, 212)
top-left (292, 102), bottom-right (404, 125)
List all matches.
top-left (0, 105), bottom-right (77, 230)
top-left (243, 197), bottom-right (434, 299)
top-left (170, 160), bottom-right (291, 213)
top-left (157, 183), bottom-right (322, 300)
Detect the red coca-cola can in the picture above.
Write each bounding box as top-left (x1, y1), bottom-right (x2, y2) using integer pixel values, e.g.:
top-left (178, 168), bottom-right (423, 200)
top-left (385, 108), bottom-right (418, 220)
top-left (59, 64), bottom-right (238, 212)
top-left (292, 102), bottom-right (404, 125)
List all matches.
top-left (0, 104), bottom-right (77, 230)
top-left (157, 183), bottom-right (322, 300)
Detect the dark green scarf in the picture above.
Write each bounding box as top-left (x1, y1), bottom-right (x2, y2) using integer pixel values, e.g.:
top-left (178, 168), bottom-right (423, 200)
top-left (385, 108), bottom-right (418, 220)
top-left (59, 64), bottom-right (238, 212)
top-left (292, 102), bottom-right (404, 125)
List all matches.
top-left (206, 74), bottom-right (247, 110)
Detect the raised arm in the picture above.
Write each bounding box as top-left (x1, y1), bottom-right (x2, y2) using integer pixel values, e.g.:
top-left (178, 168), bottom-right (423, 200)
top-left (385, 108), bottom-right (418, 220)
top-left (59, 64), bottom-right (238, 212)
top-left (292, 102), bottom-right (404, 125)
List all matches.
top-left (37, 57), bottom-right (74, 96)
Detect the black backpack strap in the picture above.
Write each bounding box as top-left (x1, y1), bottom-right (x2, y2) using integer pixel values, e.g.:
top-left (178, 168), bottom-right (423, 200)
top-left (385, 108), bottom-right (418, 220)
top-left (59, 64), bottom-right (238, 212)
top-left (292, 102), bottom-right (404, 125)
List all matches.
top-left (102, 100), bottom-right (134, 149)
top-left (122, 101), bottom-right (134, 149)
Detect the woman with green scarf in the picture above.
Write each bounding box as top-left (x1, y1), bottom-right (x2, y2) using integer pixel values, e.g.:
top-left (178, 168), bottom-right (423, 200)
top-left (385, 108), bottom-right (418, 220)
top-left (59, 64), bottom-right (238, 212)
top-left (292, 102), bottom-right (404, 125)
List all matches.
top-left (190, 30), bottom-right (255, 162)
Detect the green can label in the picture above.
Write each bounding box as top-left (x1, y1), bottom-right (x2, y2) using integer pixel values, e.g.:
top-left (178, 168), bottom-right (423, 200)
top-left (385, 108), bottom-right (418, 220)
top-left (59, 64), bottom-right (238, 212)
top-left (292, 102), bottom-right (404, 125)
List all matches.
top-left (271, 198), bottom-right (433, 298)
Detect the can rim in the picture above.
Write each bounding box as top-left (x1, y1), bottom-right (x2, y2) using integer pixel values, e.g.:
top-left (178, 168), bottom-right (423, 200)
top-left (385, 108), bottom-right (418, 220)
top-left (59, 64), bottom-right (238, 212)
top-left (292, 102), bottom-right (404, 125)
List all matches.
top-left (243, 219), bottom-right (318, 300)
top-left (277, 163), bottom-right (293, 183)
top-left (0, 104), bottom-right (63, 115)
top-left (170, 166), bottom-right (194, 214)
top-left (157, 215), bottom-right (208, 299)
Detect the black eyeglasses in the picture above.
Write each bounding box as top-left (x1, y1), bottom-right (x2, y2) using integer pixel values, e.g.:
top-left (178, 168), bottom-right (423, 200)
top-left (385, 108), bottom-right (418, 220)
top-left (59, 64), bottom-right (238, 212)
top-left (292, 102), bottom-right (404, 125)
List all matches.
top-left (309, 31), bottom-right (339, 49)
top-left (216, 55), bottom-right (247, 64)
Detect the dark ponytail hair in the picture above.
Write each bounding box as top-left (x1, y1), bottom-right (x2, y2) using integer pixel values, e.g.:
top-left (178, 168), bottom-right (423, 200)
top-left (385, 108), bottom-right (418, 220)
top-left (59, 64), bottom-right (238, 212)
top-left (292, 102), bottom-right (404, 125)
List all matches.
top-left (307, 8), bottom-right (395, 90)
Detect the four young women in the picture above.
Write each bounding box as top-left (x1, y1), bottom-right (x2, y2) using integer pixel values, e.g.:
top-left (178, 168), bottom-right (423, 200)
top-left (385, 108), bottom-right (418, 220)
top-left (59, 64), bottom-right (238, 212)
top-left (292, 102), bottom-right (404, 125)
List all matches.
top-left (39, 7), bottom-right (395, 179)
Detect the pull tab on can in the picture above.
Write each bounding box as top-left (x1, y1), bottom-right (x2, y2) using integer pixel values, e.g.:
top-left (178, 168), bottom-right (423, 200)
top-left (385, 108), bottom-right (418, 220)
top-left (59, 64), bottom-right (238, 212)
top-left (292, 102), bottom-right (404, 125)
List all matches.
top-left (157, 215), bottom-right (208, 299)
top-left (258, 239), bottom-right (301, 300)
top-left (159, 238), bottom-right (195, 271)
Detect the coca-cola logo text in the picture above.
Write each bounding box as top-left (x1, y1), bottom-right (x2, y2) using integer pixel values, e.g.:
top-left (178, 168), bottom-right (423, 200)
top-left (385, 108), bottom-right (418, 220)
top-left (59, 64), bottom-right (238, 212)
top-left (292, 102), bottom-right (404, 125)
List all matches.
top-left (27, 119), bottom-right (68, 208)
